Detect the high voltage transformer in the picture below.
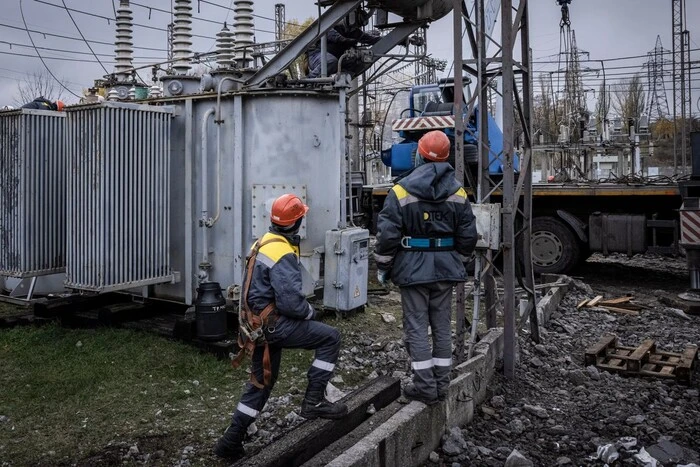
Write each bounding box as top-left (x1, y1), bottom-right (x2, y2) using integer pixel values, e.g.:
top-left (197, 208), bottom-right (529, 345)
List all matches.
top-left (0, 0), bottom-right (452, 310)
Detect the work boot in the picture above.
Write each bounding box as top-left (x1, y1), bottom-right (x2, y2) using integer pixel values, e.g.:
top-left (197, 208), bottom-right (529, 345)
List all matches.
top-left (300, 398), bottom-right (348, 420)
top-left (404, 384), bottom-right (439, 406)
top-left (213, 424), bottom-right (246, 460)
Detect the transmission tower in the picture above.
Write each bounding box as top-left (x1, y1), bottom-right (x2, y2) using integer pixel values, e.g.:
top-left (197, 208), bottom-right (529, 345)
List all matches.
top-left (413, 27), bottom-right (428, 85)
top-left (562, 29), bottom-right (588, 143)
top-left (274, 3), bottom-right (285, 52)
top-left (643, 35), bottom-right (671, 121)
top-left (672, 0), bottom-right (692, 172)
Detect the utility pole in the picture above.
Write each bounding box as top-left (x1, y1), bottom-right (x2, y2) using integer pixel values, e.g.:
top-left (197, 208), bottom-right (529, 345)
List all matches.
top-left (274, 3), bottom-right (285, 52)
top-left (672, 0), bottom-right (691, 173)
top-left (452, 0), bottom-right (467, 361)
top-left (462, 0), bottom-right (536, 377)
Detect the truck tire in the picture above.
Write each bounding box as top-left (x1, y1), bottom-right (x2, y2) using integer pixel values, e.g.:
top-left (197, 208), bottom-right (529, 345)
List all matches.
top-left (531, 217), bottom-right (581, 274)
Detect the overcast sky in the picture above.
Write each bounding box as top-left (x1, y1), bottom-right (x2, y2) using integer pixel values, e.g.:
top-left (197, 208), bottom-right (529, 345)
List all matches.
top-left (1, 0), bottom-right (698, 116)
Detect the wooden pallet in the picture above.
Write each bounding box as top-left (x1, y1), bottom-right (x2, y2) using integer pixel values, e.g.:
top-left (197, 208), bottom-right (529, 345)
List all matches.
top-left (584, 334), bottom-right (699, 384)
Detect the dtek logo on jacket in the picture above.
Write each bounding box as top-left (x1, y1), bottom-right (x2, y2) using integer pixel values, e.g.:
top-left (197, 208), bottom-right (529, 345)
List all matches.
top-left (423, 211), bottom-right (447, 222)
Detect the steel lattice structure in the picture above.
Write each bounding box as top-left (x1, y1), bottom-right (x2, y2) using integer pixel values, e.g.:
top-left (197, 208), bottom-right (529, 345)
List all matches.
top-left (644, 35), bottom-right (671, 121)
top-left (460, 0), bottom-right (536, 378)
top-left (672, 0), bottom-right (692, 172)
top-left (274, 3), bottom-right (285, 52)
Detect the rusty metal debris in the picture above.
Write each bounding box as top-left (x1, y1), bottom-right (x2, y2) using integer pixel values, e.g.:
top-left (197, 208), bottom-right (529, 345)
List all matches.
top-left (585, 333), bottom-right (698, 385)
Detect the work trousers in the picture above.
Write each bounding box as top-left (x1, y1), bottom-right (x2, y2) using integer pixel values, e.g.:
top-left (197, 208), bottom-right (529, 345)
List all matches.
top-left (307, 51), bottom-right (339, 78)
top-left (230, 317), bottom-right (341, 429)
top-left (400, 281), bottom-right (455, 399)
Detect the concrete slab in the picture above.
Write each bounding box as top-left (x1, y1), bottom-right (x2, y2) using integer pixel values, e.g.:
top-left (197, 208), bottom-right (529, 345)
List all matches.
top-left (323, 401), bottom-right (445, 467)
top-left (238, 376), bottom-right (400, 467)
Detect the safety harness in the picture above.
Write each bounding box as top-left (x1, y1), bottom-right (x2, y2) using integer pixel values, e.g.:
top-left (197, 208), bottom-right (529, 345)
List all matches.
top-left (231, 236), bottom-right (286, 388)
top-left (400, 236), bottom-right (455, 251)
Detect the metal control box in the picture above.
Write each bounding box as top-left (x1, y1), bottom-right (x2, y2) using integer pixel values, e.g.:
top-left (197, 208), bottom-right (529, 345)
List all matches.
top-left (472, 203), bottom-right (501, 250)
top-left (323, 228), bottom-right (369, 312)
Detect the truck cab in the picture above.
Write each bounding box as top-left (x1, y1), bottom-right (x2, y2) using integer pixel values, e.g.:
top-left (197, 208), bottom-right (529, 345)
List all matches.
top-left (382, 77), bottom-right (515, 180)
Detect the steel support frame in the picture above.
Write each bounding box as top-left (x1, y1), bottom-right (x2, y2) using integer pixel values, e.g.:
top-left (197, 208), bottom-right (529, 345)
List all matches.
top-left (458, 0), bottom-right (535, 377)
top-left (245, 0), bottom-right (363, 87)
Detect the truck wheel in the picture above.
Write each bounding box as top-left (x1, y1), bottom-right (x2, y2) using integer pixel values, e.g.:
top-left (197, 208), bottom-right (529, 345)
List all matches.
top-left (531, 217), bottom-right (581, 274)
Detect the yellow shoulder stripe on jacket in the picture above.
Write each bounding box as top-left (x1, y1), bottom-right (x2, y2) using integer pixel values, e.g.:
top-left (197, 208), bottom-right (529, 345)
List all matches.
top-left (258, 233), bottom-right (298, 263)
top-left (391, 184), bottom-right (409, 200)
top-left (455, 187), bottom-right (467, 198)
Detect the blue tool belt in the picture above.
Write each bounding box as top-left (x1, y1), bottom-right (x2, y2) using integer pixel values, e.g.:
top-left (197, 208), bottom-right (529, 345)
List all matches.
top-left (400, 236), bottom-right (455, 251)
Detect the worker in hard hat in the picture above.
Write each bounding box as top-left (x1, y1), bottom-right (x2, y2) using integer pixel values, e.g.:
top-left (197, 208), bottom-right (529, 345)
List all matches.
top-left (214, 193), bottom-right (348, 461)
top-left (21, 97), bottom-right (65, 111)
top-left (374, 130), bottom-right (478, 405)
top-left (306, 8), bottom-right (381, 78)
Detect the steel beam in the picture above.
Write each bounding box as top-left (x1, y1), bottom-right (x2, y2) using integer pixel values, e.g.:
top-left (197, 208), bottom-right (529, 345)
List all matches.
top-left (245, 0), bottom-right (362, 87)
top-left (500, 0), bottom-right (517, 379)
top-left (453, 0), bottom-right (467, 362)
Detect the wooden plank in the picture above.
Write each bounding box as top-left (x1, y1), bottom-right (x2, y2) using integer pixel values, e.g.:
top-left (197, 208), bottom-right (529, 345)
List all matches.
top-left (640, 369), bottom-right (677, 379)
top-left (577, 299), bottom-right (589, 310)
top-left (598, 297), bottom-right (632, 305)
top-left (239, 376), bottom-right (401, 467)
top-left (587, 295), bottom-right (604, 307)
top-left (627, 339), bottom-right (656, 373)
top-left (600, 306), bottom-right (640, 316)
top-left (599, 302), bottom-right (643, 311)
top-left (660, 366), bottom-right (675, 375)
top-left (607, 358), bottom-right (623, 367)
top-left (649, 355), bottom-right (680, 366)
top-left (585, 334), bottom-right (617, 366)
top-left (676, 344), bottom-right (699, 384)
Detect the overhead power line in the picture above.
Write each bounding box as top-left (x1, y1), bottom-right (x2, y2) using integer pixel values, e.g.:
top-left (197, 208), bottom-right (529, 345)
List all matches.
top-left (19, 0), bottom-right (81, 98)
top-left (34, 0), bottom-right (275, 36)
top-left (532, 47), bottom-right (700, 65)
top-left (60, 0), bottom-right (108, 74)
top-left (0, 49), bottom-right (156, 64)
top-left (0, 23), bottom-right (167, 52)
top-left (0, 40), bottom-right (163, 60)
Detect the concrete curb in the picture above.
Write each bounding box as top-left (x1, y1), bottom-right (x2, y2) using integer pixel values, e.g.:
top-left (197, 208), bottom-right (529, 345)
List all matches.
top-left (309, 275), bottom-right (569, 467)
top-left (316, 329), bottom-right (504, 467)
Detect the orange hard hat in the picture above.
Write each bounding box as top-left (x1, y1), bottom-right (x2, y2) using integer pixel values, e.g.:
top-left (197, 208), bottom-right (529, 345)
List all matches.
top-left (270, 194), bottom-right (309, 226)
top-left (55, 100), bottom-right (65, 111)
top-left (417, 130), bottom-right (450, 162)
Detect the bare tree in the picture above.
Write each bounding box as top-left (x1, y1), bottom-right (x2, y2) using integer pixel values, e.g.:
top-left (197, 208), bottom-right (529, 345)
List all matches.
top-left (533, 76), bottom-right (558, 144)
top-left (13, 70), bottom-right (67, 107)
top-left (282, 18), bottom-right (315, 79)
top-left (613, 74), bottom-right (646, 130)
top-left (594, 82), bottom-right (611, 133)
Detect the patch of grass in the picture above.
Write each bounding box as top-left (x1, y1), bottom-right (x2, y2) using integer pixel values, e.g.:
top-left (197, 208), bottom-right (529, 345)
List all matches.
top-left (0, 303), bottom-right (25, 319)
top-left (0, 325), bottom-right (317, 466)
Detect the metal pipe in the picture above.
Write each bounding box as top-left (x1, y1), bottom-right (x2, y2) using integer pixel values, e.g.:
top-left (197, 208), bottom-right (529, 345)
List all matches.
top-left (209, 77), bottom-right (238, 227)
top-left (199, 107), bottom-right (216, 282)
top-left (184, 98), bottom-right (194, 304)
top-left (320, 34), bottom-right (328, 77)
top-left (339, 86), bottom-right (348, 229)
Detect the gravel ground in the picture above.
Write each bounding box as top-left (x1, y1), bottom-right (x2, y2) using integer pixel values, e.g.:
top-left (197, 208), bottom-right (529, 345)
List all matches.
top-left (440, 255), bottom-right (700, 467)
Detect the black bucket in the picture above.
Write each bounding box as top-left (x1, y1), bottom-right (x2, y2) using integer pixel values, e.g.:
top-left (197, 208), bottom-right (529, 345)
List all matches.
top-left (195, 281), bottom-right (227, 341)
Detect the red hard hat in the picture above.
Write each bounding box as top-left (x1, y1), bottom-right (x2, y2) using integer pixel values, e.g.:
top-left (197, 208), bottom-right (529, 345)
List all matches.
top-left (270, 194), bottom-right (309, 226)
top-left (417, 130), bottom-right (450, 162)
top-left (55, 100), bottom-right (65, 111)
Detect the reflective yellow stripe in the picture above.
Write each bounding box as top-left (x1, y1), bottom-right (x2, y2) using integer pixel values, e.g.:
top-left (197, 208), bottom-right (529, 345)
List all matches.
top-left (455, 187), bottom-right (467, 198)
top-left (256, 233), bottom-right (298, 264)
top-left (391, 184), bottom-right (409, 200)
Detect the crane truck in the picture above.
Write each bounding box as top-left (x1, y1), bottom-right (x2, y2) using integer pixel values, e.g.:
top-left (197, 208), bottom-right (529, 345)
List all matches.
top-left (360, 78), bottom-right (683, 275)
